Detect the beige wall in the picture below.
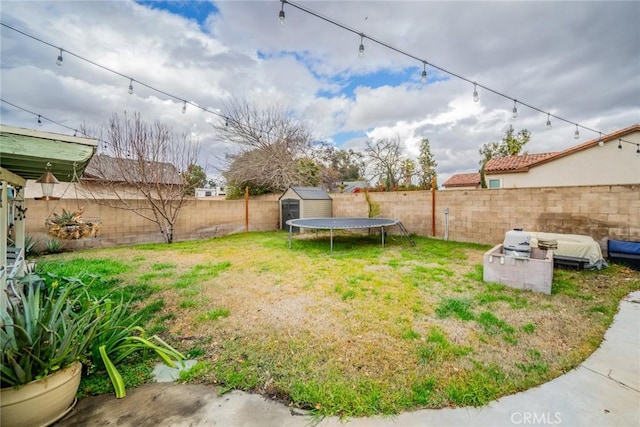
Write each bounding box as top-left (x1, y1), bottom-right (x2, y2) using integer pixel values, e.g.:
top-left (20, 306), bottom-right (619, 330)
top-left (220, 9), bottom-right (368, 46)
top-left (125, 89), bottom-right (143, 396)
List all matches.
top-left (24, 185), bottom-right (639, 255)
top-left (488, 131), bottom-right (640, 188)
top-left (302, 199), bottom-right (332, 218)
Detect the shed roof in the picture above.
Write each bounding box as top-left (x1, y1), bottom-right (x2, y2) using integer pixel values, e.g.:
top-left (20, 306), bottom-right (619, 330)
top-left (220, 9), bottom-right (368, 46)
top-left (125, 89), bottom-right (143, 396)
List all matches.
top-left (280, 186), bottom-right (331, 200)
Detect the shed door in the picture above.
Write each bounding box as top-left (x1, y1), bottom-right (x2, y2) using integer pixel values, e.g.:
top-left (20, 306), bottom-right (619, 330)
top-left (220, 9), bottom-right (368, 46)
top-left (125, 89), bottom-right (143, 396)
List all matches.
top-left (282, 199), bottom-right (300, 232)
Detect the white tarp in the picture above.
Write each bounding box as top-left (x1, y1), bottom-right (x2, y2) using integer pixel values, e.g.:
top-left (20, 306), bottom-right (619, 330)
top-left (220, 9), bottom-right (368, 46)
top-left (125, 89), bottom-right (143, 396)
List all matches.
top-left (530, 232), bottom-right (607, 269)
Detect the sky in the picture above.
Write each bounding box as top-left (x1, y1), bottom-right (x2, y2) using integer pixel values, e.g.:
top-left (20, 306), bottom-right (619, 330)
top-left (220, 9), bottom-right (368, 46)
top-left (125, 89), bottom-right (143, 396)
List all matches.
top-left (1, 0), bottom-right (639, 185)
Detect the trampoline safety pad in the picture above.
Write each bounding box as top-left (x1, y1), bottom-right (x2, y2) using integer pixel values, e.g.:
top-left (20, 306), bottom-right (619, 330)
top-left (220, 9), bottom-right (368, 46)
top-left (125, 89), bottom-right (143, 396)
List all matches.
top-left (286, 217), bottom-right (402, 253)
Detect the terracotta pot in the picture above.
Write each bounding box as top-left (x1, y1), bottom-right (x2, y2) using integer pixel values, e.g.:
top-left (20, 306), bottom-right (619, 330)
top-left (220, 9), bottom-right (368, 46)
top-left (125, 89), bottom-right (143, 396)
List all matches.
top-left (0, 361), bottom-right (82, 427)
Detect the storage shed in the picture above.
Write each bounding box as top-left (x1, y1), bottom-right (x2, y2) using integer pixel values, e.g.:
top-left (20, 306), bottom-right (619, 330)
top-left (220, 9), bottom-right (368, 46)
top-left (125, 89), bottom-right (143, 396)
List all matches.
top-left (279, 186), bottom-right (332, 232)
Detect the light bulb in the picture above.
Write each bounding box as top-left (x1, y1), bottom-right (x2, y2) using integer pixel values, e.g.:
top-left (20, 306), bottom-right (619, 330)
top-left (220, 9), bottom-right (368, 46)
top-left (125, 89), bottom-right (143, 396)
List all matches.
top-left (279, 9), bottom-right (285, 24)
top-left (56, 49), bottom-right (63, 66)
top-left (128, 79), bottom-right (134, 95)
top-left (512, 100), bottom-right (518, 119)
top-left (574, 125), bottom-right (580, 139)
top-left (546, 113), bottom-right (552, 130)
top-left (618, 139), bottom-right (622, 150)
top-left (598, 134), bottom-right (604, 147)
top-left (358, 34), bottom-right (365, 58)
top-left (473, 83), bottom-right (479, 102)
top-left (421, 62), bottom-right (427, 83)
top-left (182, 101), bottom-right (187, 114)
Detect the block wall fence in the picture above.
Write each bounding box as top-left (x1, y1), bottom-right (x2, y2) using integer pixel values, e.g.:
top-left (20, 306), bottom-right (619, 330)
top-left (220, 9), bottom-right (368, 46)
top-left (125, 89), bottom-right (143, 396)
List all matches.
top-left (23, 184), bottom-right (639, 254)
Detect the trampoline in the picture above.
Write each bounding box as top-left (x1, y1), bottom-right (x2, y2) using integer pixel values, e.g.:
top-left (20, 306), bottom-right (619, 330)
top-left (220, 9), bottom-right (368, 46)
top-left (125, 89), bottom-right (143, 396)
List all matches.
top-left (285, 217), bottom-right (409, 253)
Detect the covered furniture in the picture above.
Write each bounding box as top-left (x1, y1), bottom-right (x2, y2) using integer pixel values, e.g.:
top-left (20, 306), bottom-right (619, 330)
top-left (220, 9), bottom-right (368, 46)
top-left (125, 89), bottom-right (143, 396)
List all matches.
top-left (529, 232), bottom-right (607, 270)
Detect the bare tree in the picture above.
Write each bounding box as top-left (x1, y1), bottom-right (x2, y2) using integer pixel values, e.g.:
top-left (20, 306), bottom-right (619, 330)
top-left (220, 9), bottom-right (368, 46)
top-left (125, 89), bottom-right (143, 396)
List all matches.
top-left (213, 99), bottom-right (315, 195)
top-left (82, 111), bottom-right (199, 243)
top-left (365, 137), bottom-right (403, 190)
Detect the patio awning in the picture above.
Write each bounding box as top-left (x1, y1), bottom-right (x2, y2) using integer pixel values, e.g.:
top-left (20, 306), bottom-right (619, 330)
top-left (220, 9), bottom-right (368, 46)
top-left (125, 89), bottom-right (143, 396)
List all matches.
top-left (0, 124), bottom-right (98, 185)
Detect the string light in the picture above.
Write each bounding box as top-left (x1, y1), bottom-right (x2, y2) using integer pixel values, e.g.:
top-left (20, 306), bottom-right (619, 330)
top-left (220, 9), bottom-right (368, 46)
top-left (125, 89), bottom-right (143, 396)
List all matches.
top-left (636, 144), bottom-right (640, 156)
top-left (574, 124), bottom-right (580, 139)
top-left (546, 113), bottom-right (552, 130)
top-left (56, 48), bottom-right (63, 66)
top-left (1, 19), bottom-right (635, 149)
top-left (182, 100), bottom-right (187, 114)
top-left (37, 115), bottom-right (42, 126)
top-left (358, 34), bottom-right (365, 58)
top-left (512, 100), bottom-right (518, 119)
top-left (277, 1), bottom-right (629, 142)
top-left (618, 139), bottom-right (622, 150)
top-left (421, 62), bottom-right (427, 83)
top-left (279, 1), bottom-right (285, 24)
top-left (598, 133), bottom-right (604, 147)
top-left (128, 79), bottom-right (134, 94)
top-left (473, 83), bottom-right (479, 103)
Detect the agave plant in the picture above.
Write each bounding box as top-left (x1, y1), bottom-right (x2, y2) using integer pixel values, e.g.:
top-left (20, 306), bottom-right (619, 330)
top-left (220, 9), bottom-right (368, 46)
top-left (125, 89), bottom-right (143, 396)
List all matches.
top-left (0, 280), bottom-right (100, 386)
top-left (1, 272), bottom-right (184, 398)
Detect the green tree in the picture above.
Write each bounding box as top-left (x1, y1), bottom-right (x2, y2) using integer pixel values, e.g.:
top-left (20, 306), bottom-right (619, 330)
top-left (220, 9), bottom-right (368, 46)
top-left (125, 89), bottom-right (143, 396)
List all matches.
top-left (417, 138), bottom-right (438, 189)
top-left (400, 158), bottom-right (416, 186)
top-left (182, 163), bottom-right (207, 195)
top-left (479, 126), bottom-right (531, 187)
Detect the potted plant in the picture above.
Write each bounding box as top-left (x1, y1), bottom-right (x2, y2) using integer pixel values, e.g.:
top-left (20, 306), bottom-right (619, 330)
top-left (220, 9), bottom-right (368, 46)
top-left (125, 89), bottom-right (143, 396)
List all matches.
top-left (1, 274), bottom-right (184, 427)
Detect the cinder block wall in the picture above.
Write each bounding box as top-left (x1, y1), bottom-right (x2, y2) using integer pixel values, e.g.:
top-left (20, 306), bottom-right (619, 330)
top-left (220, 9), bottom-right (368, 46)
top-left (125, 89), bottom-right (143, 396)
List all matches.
top-left (24, 195), bottom-right (280, 251)
top-left (24, 185), bottom-right (638, 254)
top-left (332, 185), bottom-right (639, 251)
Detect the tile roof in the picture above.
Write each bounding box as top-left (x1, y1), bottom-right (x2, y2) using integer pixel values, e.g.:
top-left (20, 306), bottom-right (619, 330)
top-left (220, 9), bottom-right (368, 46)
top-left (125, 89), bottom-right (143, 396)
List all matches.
top-left (485, 153), bottom-right (556, 173)
top-left (442, 172), bottom-right (481, 187)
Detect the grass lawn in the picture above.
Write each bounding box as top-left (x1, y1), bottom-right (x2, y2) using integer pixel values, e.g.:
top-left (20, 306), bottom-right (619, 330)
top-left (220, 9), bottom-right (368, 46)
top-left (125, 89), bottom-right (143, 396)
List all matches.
top-left (37, 231), bottom-right (640, 417)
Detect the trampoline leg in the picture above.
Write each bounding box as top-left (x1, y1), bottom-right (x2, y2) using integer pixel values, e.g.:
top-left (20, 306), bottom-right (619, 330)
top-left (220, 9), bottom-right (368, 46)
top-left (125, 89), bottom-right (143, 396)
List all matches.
top-left (330, 228), bottom-right (333, 254)
top-left (288, 225), bottom-right (292, 249)
top-left (381, 227), bottom-right (385, 247)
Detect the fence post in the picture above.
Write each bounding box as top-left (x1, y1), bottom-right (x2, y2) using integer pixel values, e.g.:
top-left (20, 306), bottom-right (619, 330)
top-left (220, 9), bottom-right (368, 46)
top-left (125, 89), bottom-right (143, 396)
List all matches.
top-left (431, 176), bottom-right (436, 237)
top-left (245, 186), bottom-right (249, 232)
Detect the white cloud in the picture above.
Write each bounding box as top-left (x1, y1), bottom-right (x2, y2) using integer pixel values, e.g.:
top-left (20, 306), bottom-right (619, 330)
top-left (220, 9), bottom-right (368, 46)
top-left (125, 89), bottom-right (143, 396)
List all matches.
top-left (1, 0), bottom-right (638, 183)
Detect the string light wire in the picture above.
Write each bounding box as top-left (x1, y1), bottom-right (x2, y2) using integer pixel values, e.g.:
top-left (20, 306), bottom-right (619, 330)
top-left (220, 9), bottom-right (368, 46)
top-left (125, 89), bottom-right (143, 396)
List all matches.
top-left (1, 18), bottom-right (637, 149)
top-left (0, 22), bottom-right (282, 139)
top-left (279, 0), bottom-right (636, 146)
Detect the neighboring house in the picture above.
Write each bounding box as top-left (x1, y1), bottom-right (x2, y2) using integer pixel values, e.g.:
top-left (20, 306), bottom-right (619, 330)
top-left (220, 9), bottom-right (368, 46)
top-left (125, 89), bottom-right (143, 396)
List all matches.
top-left (195, 186), bottom-right (227, 197)
top-left (442, 173), bottom-right (482, 190)
top-left (23, 153), bottom-right (185, 199)
top-left (484, 124), bottom-right (640, 188)
top-left (81, 154), bottom-right (185, 198)
top-left (335, 180), bottom-right (370, 193)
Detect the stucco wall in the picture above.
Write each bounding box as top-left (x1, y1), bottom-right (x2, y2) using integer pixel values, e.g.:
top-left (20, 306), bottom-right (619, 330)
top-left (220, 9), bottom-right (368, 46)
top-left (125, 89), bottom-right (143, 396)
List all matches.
top-left (23, 185), bottom-right (639, 255)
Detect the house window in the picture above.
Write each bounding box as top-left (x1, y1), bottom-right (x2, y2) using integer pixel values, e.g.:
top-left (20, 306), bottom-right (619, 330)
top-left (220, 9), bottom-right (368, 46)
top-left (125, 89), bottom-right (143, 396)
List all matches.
top-left (488, 179), bottom-right (501, 189)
